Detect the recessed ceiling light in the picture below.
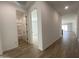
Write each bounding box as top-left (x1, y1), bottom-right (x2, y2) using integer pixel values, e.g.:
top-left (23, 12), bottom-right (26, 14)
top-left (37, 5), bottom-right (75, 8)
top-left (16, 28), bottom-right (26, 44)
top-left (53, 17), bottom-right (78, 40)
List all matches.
top-left (64, 6), bottom-right (69, 10)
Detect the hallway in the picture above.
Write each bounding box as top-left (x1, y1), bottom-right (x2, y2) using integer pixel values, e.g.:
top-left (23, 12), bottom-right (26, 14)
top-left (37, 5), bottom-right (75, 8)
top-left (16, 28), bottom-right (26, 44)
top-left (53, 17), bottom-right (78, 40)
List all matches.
top-left (40, 31), bottom-right (79, 58)
top-left (1, 31), bottom-right (79, 58)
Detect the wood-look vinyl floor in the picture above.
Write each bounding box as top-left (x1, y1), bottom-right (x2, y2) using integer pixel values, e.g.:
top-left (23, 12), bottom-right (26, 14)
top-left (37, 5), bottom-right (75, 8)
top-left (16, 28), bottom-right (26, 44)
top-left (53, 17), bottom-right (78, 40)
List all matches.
top-left (1, 31), bottom-right (79, 58)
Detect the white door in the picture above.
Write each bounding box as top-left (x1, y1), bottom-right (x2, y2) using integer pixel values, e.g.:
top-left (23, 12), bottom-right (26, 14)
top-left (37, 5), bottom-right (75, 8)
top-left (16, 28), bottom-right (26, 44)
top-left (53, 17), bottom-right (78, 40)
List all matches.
top-left (31, 9), bottom-right (38, 47)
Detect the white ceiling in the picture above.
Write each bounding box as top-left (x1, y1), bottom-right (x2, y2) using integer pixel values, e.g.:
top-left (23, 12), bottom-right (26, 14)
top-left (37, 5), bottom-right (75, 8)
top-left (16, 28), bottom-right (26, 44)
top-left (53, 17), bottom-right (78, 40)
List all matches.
top-left (47, 1), bottom-right (79, 15)
top-left (16, 1), bottom-right (34, 10)
top-left (16, 1), bottom-right (79, 15)
top-left (17, 1), bottom-right (27, 5)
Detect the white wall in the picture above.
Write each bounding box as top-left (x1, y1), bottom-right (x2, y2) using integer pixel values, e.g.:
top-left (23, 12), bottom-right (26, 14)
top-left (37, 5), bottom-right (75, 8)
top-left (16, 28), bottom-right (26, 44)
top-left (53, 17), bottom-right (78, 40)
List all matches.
top-left (0, 32), bottom-right (2, 55)
top-left (0, 2), bottom-right (18, 51)
top-left (27, 2), bottom-right (61, 50)
top-left (0, 8), bottom-right (3, 55)
top-left (62, 14), bottom-right (77, 34)
top-left (77, 12), bottom-right (79, 39)
top-left (40, 2), bottom-right (61, 50)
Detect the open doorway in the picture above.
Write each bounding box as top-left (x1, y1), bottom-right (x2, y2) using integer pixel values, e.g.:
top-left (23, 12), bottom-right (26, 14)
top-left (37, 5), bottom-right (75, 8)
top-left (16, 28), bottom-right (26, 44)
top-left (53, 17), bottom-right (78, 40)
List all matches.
top-left (16, 10), bottom-right (28, 47)
top-left (30, 9), bottom-right (39, 48)
top-left (62, 24), bottom-right (68, 32)
top-left (61, 14), bottom-right (77, 37)
top-left (62, 23), bottom-right (73, 32)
